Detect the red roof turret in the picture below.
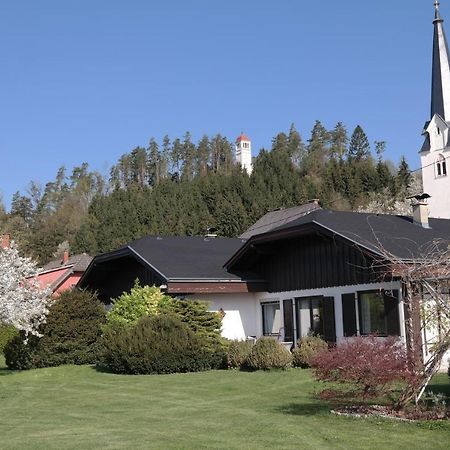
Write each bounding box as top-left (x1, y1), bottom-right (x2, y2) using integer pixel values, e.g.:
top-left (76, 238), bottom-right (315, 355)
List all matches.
top-left (236, 133), bottom-right (251, 142)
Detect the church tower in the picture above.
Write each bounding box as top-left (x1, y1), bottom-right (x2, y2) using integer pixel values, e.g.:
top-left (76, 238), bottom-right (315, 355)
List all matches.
top-left (235, 133), bottom-right (253, 174)
top-left (421, 1), bottom-right (450, 218)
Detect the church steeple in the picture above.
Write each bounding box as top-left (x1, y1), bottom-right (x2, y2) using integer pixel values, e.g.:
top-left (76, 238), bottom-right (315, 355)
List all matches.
top-left (420, 2), bottom-right (450, 219)
top-left (431, 1), bottom-right (450, 120)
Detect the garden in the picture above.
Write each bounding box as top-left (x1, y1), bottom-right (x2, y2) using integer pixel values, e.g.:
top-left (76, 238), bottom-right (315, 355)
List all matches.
top-left (1, 245), bottom-right (450, 448)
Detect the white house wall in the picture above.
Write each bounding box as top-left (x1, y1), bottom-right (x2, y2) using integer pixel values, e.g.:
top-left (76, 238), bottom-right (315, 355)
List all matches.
top-left (186, 292), bottom-right (259, 341)
top-left (257, 280), bottom-right (405, 343)
top-left (187, 280), bottom-right (405, 344)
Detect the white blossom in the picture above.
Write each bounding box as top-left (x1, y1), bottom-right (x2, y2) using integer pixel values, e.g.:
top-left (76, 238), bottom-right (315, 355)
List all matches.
top-left (0, 242), bottom-right (52, 336)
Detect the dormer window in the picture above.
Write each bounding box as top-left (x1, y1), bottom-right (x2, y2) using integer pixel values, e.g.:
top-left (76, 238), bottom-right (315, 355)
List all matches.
top-left (437, 127), bottom-right (441, 135)
top-left (436, 154), bottom-right (447, 177)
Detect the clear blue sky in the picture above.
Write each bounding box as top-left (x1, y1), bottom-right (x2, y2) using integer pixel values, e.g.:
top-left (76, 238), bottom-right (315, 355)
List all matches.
top-left (0, 1), bottom-right (441, 208)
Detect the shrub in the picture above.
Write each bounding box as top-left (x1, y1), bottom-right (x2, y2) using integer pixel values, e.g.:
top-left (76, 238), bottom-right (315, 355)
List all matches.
top-left (4, 289), bottom-right (106, 369)
top-left (107, 281), bottom-right (171, 328)
top-left (245, 337), bottom-right (292, 370)
top-left (4, 332), bottom-right (38, 370)
top-left (100, 314), bottom-right (217, 374)
top-left (292, 335), bottom-right (328, 368)
top-left (159, 298), bottom-right (222, 345)
top-left (226, 340), bottom-right (253, 369)
top-left (0, 324), bottom-right (18, 353)
top-left (107, 284), bottom-right (222, 346)
top-left (310, 335), bottom-right (413, 398)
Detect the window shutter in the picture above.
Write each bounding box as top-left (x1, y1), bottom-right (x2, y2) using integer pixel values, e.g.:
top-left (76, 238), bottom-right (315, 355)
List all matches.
top-left (342, 293), bottom-right (357, 337)
top-left (384, 290), bottom-right (400, 336)
top-left (283, 299), bottom-right (294, 342)
top-left (322, 297), bottom-right (336, 343)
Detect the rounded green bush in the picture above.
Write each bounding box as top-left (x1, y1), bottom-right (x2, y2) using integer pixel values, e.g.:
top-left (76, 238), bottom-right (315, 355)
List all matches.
top-left (245, 337), bottom-right (292, 370)
top-left (226, 340), bottom-right (253, 369)
top-left (100, 314), bottom-right (218, 374)
top-left (292, 335), bottom-right (328, 368)
top-left (4, 289), bottom-right (106, 370)
top-left (0, 324), bottom-right (18, 353)
top-left (4, 333), bottom-right (38, 370)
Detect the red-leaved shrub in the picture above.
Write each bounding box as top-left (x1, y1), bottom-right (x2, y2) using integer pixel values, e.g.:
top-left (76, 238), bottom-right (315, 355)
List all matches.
top-left (310, 336), bottom-right (415, 398)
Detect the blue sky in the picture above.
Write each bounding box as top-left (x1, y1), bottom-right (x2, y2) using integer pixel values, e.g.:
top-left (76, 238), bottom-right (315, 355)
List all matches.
top-left (0, 1), bottom-right (441, 207)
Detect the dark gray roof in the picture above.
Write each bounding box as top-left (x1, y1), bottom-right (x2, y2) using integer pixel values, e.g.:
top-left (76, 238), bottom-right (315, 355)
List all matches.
top-left (42, 253), bottom-right (92, 273)
top-left (128, 235), bottom-right (252, 281)
top-left (240, 202), bottom-right (321, 239)
top-left (269, 209), bottom-right (450, 261)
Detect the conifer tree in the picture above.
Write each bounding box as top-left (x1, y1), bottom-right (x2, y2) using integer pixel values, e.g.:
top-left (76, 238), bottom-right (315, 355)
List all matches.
top-left (348, 125), bottom-right (371, 161)
top-left (329, 122), bottom-right (348, 160)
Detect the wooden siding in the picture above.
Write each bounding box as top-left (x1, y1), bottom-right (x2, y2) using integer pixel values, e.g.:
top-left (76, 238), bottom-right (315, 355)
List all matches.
top-left (167, 281), bottom-right (267, 295)
top-left (252, 234), bottom-right (384, 293)
top-left (83, 255), bottom-right (164, 303)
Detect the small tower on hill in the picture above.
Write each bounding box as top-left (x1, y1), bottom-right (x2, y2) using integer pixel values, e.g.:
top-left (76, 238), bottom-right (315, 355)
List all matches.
top-left (235, 133), bottom-right (253, 174)
top-left (420, 1), bottom-right (450, 218)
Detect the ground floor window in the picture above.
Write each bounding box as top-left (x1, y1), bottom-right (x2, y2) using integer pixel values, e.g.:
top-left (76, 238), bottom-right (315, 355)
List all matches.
top-left (356, 290), bottom-right (400, 336)
top-left (261, 301), bottom-right (281, 336)
top-left (296, 297), bottom-right (323, 338)
top-left (358, 292), bottom-right (387, 335)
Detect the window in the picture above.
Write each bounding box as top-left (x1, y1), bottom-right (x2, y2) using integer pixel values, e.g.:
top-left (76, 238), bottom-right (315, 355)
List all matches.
top-left (436, 154), bottom-right (447, 177)
top-left (295, 297), bottom-right (323, 338)
top-left (358, 292), bottom-right (387, 335)
top-left (261, 302), bottom-right (281, 336)
top-left (357, 291), bottom-right (399, 336)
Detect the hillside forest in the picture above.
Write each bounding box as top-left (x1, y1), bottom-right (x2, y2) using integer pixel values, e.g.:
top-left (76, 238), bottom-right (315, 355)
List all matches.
top-left (0, 121), bottom-right (414, 264)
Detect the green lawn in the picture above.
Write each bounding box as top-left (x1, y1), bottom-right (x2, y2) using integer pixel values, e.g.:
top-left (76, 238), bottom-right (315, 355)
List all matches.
top-left (0, 356), bottom-right (449, 450)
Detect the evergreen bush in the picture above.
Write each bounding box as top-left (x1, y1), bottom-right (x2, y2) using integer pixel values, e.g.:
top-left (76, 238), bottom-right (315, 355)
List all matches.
top-left (292, 335), bottom-right (328, 368)
top-left (245, 337), bottom-right (292, 370)
top-left (100, 314), bottom-right (216, 374)
top-left (4, 332), bottom-right (38, 370)
top-left (226, 340), bottom-right (253, 369)
top-left (0, 324), bottom-right (18, 353)
top-left (4, 289), bottom-right (106, 369)
top-left (106, 281), bottom-right (171, 328)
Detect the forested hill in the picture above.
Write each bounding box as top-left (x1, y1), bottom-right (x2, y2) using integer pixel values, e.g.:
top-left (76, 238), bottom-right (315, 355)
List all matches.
top-left (0, 121), bottom-right (412, 264)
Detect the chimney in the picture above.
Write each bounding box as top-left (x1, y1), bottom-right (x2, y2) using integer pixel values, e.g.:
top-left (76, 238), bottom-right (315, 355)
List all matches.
top-left (62, 250), bottom-right (70, 264)
top-left (1, 234), bottom-right (10, 249)
top-left (408, 193), bottom-right (431, 229)
top-left (204, 227), bottom-right (218, 239)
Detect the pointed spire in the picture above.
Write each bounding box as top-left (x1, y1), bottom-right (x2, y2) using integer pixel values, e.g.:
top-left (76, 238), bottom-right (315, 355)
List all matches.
top-left (431, 0), bottom-right (450, 120)
top-left (435, 1), bottom-right (442, 21)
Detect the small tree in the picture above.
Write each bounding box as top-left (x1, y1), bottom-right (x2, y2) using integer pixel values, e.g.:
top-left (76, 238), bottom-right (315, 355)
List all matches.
top-left (311, 336), bottom-right (412, 398)
top-left (0, 242), bottom-right (51, 336)
top-left (362, 235), bottom-right (450, 409)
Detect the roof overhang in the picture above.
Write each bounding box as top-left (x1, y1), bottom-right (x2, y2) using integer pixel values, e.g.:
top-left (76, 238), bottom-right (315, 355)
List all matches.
top-left (167, 280), bottom-right (267, 294)
top-left (224, 220), bottom-right (417, 272)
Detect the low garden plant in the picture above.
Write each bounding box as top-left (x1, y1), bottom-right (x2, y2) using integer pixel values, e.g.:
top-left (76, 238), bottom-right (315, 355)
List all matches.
top-left (310, 335), bottom-right (415, 401)
top-left (103, 282), bottom-right (227, 372)
top-left (245, 337), bottom-right (292, 370)
top-left (226, 339), bottom-right (253, 369)
top-left (0, 324), bottom-right (18, 352)
top-left (292, 335), bottom-right (328, 368)
top-left (100, 314), bottom-right (217, 374)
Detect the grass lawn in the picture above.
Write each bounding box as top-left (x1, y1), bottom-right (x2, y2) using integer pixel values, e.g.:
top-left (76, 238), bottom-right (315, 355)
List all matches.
top-left (0, 356), bottom-right (449, 450)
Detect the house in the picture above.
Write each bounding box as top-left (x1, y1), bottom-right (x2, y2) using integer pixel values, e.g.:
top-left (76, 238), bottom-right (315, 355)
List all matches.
top-left (77, 200), bottom-right (450, 348)
top-left (79, 4), bottom-right (450, 367)
top-left (37, 251), bottom-right (92, 295)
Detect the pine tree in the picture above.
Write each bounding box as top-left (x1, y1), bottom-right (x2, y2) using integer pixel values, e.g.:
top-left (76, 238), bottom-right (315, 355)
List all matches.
top-left (329, 122), bottom-right (348, 160)
top-left (348, 125), bottom-right (370, 161)
top-left (197, 135), bottom-right (210, 177)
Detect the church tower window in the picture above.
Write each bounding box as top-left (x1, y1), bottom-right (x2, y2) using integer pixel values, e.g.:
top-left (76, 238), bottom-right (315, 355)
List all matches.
top-left (436, 154), bottom-right (447, 177)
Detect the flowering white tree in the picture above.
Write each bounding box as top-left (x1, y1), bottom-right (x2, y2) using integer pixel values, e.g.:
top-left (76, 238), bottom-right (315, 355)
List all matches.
top-left (0, 242), bottom-right (52, 336)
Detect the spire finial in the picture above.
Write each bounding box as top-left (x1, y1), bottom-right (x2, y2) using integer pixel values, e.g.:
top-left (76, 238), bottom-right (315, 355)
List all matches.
top-left (435, 1), bottom-right (442, 20)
